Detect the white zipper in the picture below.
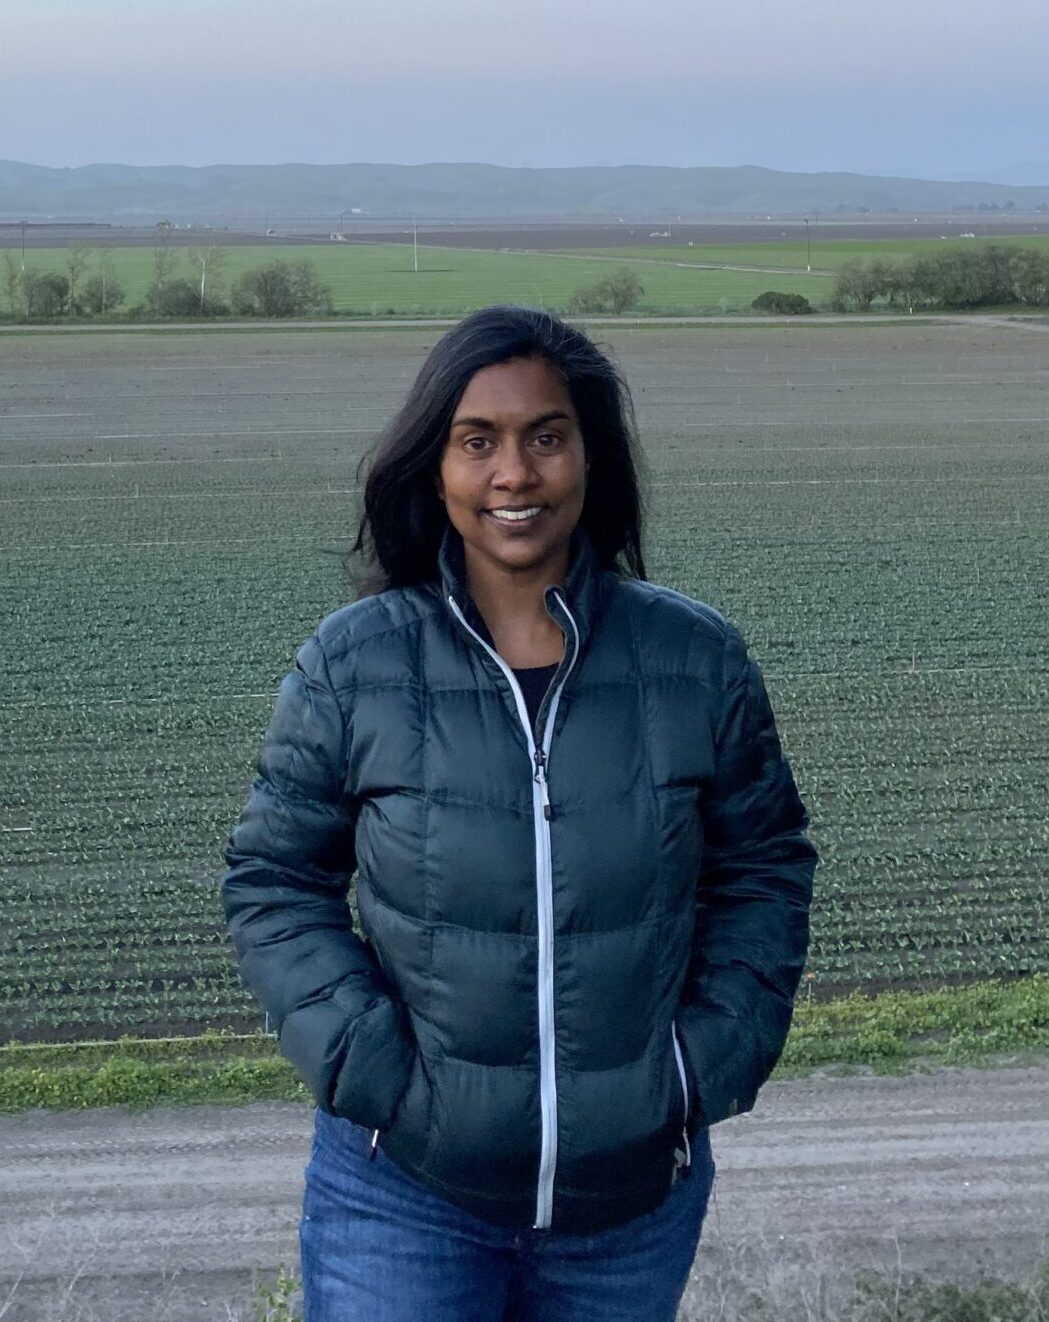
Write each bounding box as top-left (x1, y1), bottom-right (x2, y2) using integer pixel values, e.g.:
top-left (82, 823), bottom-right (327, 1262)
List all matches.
top-left (671, 1022), bottom-right (692, 1169)
top-left (447, 591), bottom-right (579, 1230)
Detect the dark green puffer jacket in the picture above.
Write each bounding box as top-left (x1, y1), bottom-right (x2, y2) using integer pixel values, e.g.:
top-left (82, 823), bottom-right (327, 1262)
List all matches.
top-left (221, 527), bottom-right (817, 1234)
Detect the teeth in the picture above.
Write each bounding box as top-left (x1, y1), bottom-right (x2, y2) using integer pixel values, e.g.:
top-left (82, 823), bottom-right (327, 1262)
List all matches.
top-left (490, 507), bottom-right (541, 522)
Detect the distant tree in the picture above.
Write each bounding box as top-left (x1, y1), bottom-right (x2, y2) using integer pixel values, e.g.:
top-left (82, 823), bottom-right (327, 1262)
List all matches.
top-left (751, 291), bottom-right (813, 315)
top-left (81, 251), bottom-right (123, 315)
top-left (1010, 248), bottom-right (1049, 306)
top-left (879, 261), bottom-right (902, 309)
top-left (2, 253), bottom-right (23, 318)
top-left (830, 243), bottom-right (1046, 314)
top-left (80, 273), bottom-right (126, 315)
top-left (830, 260), bottom-right (882, 312)
top-left (886, 257), bottom-right (935, 314)
top-left (187, 245), bottom-right (228, 314)
top-left (230, 260), bottom-right (333, 317)
top-left (150, 221), bottom-right (179, 305)
top-left (865, 259), bottom-right (896, 304)
top-left (568, 268), bottom-right (644, 315)
top-left (67, 242), bottom-right (92, 315)
top-left (925, 247), bottom-right (1014, 307)
top-left (23, 272), bottom-right (70, 319)
top-left (923, 251), bottom-right (971, 306)
top-left (973, 244), bottom-right (1018, 305)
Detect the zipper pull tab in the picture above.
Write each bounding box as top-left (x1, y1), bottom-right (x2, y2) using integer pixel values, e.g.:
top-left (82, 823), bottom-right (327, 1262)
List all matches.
top-left (533, 747), bottom-right (552, 821)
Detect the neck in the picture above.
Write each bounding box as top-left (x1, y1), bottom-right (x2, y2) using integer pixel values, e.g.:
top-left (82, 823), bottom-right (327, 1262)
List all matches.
top-left (464, 547), bottom-right (570, 667)
top-left (467, 558), bottom-right (564, 621)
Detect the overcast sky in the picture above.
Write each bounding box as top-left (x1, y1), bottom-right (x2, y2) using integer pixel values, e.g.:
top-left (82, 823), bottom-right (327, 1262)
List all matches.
top-left (6, 0), bottom-right (1049, 181)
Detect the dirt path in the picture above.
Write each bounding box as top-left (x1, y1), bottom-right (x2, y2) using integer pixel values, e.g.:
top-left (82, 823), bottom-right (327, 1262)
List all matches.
top-left (0, 311), bottom-right (958, 333)
top-left (966, 314), bottom-right (1049, 333)
top-left (2, 1064), bottom-right (1047, 1321)
top-left (3, 312), bottom-right (1046, 336)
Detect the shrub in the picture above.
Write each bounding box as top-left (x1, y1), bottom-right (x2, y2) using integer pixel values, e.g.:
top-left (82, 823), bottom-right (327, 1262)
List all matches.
top-left (568, 284), bottom-right (611, 314)
top-left (249, 1265), bottom-right (303, 1322)
top-left (751, 291), bottom-right (813, 315)
top-left (79, 274), bottom-right (126, 315)
top-left (23, 272), bottom-right (70, 319)
top-left (231, 260), bottom-right (333, 317)
top-left (849, 1259), bottom-right (1049, 1322)
top-left (147, 278), bottom-right (206, 317)
top-left (568, 268), bottom-right (644, 315)
top-left (602, 269), bottom-right (645, 313)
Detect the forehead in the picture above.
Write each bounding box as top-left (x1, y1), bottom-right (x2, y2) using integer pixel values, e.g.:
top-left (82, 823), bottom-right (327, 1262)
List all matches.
top-left (452, 357), bottom-right (576, 422)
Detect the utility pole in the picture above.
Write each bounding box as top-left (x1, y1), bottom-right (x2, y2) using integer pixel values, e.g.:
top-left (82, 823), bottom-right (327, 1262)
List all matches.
top-left (804, 217), bottom-right (811, 272)
top-left (20, 219), bottom-right (26, 273)
top-left (413, 216), bottom-right (419, 273)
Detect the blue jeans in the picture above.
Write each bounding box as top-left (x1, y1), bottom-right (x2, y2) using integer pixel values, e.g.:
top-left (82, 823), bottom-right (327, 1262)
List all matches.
top-left (300, 1108), bottom-right (716, 1322)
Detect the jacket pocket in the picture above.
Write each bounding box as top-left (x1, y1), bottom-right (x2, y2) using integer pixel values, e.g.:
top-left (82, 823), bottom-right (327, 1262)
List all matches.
top-left (381, 1048), bottom-right (435, 1168)
top-left (671, 1021), bottom-right (692, 1170)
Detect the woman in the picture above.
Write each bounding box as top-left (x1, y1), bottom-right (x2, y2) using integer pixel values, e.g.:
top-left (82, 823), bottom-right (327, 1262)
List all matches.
top-left (222, 306), bottom-right (817, 1321)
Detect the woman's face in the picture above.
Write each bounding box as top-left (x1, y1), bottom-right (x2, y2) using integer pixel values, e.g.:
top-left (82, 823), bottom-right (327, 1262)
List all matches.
top-left (438, 356), bottom-right (588, 584)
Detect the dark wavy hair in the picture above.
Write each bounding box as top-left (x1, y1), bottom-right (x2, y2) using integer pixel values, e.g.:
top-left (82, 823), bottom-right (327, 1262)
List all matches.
top-left (349, 305), bottom-right (647, 597)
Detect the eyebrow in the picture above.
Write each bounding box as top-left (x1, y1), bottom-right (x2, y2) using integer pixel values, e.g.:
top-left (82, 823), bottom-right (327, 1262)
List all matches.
top-left (450, 409), bottom-right (574, 431)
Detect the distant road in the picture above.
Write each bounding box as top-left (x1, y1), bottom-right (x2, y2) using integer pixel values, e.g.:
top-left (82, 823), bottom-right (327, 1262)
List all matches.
top-left (449, 245), bottom-right (836, 277)
top-left (2, 1064), bottom-right (1046, 1322)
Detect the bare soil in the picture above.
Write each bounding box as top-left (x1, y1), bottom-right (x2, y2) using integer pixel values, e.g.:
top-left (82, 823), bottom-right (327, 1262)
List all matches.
top-left (2, 1064), bottom-right (1046, 1321)
top-left (6, 217), bottom-right (1049, 250)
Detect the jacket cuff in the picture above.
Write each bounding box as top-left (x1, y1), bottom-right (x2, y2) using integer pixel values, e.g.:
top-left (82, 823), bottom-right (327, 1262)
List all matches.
top-left (676, 993), bottom-right (790, 1129)
top-left (283, 994), bottom-right (416, 1133)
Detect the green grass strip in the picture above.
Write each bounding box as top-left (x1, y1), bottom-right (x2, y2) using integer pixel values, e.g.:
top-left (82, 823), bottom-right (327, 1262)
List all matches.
top-left (0, 1029), bottom-right (308, 1112)
top-left (779, 972), bottom-right (1049, 1074)
top-left (2, 976), bottom-right (1046, 1113)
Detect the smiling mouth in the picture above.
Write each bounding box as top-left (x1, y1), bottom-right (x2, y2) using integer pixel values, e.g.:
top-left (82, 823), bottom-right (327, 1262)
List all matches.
top-left (486, 506), bottom-right (543, 523)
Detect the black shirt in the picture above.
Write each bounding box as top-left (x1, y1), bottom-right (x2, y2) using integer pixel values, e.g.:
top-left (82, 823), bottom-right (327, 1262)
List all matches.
top-left (513, 664), bottom-right (559, 735)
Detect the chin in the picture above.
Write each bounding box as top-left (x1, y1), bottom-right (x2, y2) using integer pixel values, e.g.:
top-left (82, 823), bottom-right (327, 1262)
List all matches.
top-left (474, 534), bottom-right (567, 576)
top-left (490, 546), bottom-right (554, 572)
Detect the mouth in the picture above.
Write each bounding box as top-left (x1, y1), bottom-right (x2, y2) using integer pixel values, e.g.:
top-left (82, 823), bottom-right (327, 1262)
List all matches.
top-left (484, 505), bottom-right (544, 525)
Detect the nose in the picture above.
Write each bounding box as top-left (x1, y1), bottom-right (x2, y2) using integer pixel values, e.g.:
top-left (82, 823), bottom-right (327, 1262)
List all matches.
top-left (491, 440), bottom-right (538, 490)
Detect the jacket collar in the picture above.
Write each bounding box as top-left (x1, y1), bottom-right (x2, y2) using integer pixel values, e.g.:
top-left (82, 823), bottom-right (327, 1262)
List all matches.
top-left (435, 522), bottom-right (605, 656)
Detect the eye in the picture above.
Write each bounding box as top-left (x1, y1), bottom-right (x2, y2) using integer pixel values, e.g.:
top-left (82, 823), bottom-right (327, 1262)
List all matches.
top-left (462, 436), bottom-right (492, 452)
top-left (532, 432), bottom-right (562, 449)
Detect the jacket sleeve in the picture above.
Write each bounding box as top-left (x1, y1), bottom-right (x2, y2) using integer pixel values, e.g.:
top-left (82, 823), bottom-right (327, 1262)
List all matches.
top-left (220, 633), bottom-right (414, 1131)
top-left (676, 623), bottom-right (818, 1129)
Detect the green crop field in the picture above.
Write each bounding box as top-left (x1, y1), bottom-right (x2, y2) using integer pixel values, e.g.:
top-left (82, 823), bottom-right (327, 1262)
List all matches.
top-left (2, 323), bottom-right (1047, 1044)
top-left (0, 241), bottom-right (832, 316)
top-left (9, 235), bottom-right (1049, 323)
top-left (566, 234), bottom-right (1049, 275)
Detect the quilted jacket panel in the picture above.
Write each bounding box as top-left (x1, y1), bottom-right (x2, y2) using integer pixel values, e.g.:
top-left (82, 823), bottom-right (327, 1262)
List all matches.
top-left (221, 527), bottom-right (817, 1232)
